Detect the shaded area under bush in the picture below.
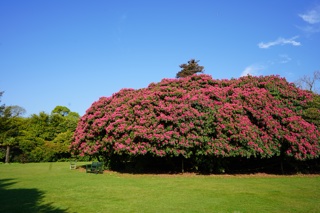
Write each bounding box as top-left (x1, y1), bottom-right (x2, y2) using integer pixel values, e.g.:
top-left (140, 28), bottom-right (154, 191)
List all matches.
top-left (107, 155), bottom-right (320, 175)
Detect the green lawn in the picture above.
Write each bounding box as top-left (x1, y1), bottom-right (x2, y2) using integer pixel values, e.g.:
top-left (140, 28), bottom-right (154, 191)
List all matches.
top-left (0, 162), bottom-right (319, 213)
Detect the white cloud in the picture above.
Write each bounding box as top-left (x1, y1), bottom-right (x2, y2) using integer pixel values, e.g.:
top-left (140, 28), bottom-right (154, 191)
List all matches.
top-left (279, 54), bottom-right (292, 64)
top-left (299, 6), bottom-right (320, 24)
top-left (240, 65), bottom-right (265, 77)
top-left (298, 5), bottom-right (320, 35)
top-left (297, 25), bottom-right (320, 34)
top-left (258, 36), bottom-right (301, 49)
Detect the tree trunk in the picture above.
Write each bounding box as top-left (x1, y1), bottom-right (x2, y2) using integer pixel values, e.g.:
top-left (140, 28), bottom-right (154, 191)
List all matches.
top-left (5, 145), bottom-right (10, 163)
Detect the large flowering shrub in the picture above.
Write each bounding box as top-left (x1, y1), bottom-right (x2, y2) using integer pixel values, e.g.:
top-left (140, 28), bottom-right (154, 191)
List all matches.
top-left (71, 75), bottom-right (320, 162)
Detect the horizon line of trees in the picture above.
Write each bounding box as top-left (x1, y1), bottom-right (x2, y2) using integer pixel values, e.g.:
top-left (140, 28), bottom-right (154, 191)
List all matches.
top-left (0, 100), bottom-right (82, 163)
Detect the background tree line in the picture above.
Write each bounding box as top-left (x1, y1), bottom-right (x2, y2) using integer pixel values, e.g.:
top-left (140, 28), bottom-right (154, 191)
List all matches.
top-left (0, 94), bottom-right (81, 163)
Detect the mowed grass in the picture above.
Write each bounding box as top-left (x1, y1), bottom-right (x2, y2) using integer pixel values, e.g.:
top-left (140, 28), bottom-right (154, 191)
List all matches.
top-left (0, 162), bottom-right (319, 213)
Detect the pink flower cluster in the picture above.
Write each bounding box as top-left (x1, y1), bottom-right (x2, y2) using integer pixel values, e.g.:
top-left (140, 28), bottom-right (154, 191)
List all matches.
top-left (71, 74), bottom-right (320, 160)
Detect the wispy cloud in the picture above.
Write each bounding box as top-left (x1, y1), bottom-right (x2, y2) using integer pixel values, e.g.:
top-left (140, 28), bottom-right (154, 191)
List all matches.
top-left (115, 13), bottom-right (128, 44)
top-left (240, 64), bottom-right (265, 77)
top-left (299, 6), bottom-right (320, 24)
top-left (279, 54), bottom-right (292, 64)
top-left (297, 25), bottom-right (320, 34)
top-left (298, 5), bottom-right (320, 35)
top-left (258, 36), bottom-right (301, 49)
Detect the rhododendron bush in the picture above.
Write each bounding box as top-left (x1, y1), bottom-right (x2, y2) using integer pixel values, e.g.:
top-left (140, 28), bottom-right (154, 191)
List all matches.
top-left (71, 74), bottom-right (320, 170)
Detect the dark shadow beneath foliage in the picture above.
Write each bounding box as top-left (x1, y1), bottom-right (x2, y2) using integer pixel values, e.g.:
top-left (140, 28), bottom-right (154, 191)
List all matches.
top-left (226, 157), bottom-right (320, 175)
top-left (109, 155), bottom-right (189, 174)
top-left (0, 179), bottom-right (68, 213)
top-left (108, 154), bottom-right (320, 175)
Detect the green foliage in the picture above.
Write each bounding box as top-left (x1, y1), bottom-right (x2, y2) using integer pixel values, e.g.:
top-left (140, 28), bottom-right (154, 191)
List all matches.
top-left (52, 105), bottom-right (71, 116)
top-left (0, 147), bottom-right (5, 159)
top-left (303, 95), bottom-right (320, 128)
top-left (0, 104), bottom-right (80, 162)
top-left (176, 59), bottom-right (204, 78)
top-left (0, 91), bottom-right (5, 116)
top-left (0, 99), bottom-right (26, 163)
top-left (18, 108), bottom-right (80, 162)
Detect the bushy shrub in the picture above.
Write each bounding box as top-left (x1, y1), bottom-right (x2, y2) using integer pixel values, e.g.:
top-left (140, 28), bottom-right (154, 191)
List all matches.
top-left (71, 75), bottom-right (320, 172)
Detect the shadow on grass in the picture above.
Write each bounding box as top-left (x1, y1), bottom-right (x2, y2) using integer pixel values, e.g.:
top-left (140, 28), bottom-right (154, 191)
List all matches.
top-left (0, 178), bottom-right (68, 213)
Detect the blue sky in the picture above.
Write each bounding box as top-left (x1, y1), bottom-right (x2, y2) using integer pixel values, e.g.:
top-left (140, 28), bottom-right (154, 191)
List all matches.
top-left (1, 0), bottom-right (320, 116)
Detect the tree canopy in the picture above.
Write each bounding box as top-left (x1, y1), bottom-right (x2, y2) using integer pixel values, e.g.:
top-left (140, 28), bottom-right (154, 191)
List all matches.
top-left (0, 91), bottom-right (86, 163)
top-left (71, 74), bottom-right (320, 172)
top-left (0, 104), bottom-right (80, 163)
top-left (52, 106), bottom-right (71, 116)
top-left (0, 91), bottom-right (4, 116)
top-left (176, 59), bottom-right (204, 78)
top-left (0, 99), bottom-right (26, 163)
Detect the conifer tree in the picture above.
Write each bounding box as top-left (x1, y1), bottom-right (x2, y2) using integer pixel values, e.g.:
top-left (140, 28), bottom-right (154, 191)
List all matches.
top-left (176, 59), bottom-right (204, 78)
